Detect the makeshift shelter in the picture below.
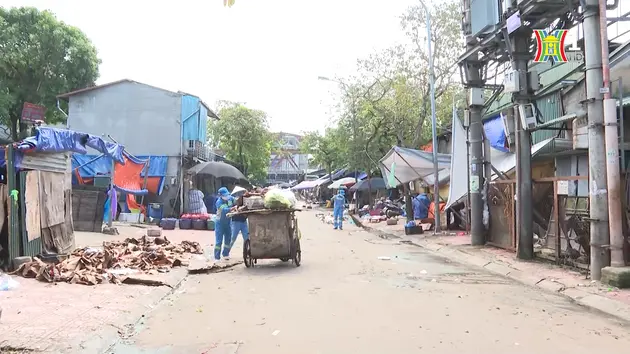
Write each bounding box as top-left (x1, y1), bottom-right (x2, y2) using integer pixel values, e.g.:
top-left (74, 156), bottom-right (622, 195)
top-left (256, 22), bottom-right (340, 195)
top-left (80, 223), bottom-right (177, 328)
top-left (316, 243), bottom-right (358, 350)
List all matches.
top-left (2, 127), bottom-right (127, 269)
top-left (349, 177), bottom-right (387, 191)
top-left (379, 147), bottom-right (451, 188)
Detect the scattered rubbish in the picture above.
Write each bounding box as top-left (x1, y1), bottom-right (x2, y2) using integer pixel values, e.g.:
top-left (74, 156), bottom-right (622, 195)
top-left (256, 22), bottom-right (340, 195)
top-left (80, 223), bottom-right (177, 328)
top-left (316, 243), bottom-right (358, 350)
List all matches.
top-left (378, 256), bottom-right (391, 260)
top-left (272, 330), bottom-right (280, 336)
top-left (0, 274), bottom-right (19, 291)
top-left (187, 259), bottom-right (243, 274)
top-left (10, 236), bottom-right (203, 286)
top-left (107, 268), bottom-right (138, 276)
top-left (420, 270), bottom-right (428, 274)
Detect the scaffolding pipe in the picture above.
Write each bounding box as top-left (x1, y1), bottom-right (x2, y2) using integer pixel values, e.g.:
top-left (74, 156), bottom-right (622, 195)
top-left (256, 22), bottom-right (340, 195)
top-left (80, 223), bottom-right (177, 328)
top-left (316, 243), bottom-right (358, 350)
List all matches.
top-left (600, 0), bottom-right (624, 268)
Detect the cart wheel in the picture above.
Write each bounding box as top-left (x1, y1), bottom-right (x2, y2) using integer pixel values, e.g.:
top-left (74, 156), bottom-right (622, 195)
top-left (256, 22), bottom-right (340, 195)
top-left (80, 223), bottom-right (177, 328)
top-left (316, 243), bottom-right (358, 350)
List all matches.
top-left (293, 238), bottom-right (301, 267)
top-left (280, 258), bottom-right (290, 262)
top-left (243, 240), bottom-right (252, 268)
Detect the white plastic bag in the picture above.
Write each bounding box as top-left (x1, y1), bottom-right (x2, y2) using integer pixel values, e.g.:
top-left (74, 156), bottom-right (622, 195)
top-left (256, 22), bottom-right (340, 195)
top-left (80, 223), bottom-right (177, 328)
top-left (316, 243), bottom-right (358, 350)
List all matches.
top-left (0, 274), bottom-right (19, 291)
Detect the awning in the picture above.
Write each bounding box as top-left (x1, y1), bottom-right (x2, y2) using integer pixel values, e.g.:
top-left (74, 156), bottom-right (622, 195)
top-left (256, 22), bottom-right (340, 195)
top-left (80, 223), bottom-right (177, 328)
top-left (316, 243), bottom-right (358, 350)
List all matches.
top-left (328, 177), bottom-right (356, 189)
top-left (379, 146), bottom-right (451, 188)
top-left (445, 109), bottom-right (470, 209)
top-left (291, 180), bottom-right (318, 190)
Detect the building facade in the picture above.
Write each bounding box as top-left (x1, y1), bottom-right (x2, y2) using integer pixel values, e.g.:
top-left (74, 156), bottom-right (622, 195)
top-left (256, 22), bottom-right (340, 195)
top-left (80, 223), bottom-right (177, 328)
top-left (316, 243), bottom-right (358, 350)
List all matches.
top-left (58, 79), bottom-right (217, 216)
top-left (267, 132), bottom-right (310, 184)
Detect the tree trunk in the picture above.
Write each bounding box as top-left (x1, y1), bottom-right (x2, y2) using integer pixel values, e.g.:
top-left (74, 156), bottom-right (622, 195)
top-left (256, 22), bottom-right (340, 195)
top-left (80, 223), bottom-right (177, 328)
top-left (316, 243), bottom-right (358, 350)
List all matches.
top-left (10, 115), bottom-right (19, 141)
top-left (367, 173), bottom-right (372, 208)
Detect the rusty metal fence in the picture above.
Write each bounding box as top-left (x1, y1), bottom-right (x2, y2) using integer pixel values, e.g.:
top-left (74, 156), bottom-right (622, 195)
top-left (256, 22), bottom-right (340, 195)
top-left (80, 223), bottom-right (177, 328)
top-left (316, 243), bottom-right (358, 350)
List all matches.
top-left (487, 176), bottom-right (596, 268)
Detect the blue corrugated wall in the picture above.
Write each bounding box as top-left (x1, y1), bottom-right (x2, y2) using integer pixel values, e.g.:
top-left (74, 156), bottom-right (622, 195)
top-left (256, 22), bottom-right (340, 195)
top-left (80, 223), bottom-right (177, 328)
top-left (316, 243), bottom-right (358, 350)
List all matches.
top-left (181, 95), bottom-right (207, 142)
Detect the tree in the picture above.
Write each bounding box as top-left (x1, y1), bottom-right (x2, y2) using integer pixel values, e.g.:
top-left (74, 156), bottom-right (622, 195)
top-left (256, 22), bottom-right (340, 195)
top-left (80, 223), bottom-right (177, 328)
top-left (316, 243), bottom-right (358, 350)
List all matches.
top-left (209, 101), bottom-right (273, 183)
top-left (0, 7), bottom-right (100, 140)
top-left (300, 128), bottom-right (346, 181)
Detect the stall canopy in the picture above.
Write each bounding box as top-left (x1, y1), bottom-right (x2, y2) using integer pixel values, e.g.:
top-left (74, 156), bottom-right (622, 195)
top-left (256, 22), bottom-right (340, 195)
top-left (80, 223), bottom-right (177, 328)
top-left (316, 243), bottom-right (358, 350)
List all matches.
top-left (327, 177), bottom-right (356, 189)
top-left (379, 146), bottom-right (451, 188)
top-left (349, 177), bottom-right (387, 191)
top-left (291, 180), bottom-right (318, 190)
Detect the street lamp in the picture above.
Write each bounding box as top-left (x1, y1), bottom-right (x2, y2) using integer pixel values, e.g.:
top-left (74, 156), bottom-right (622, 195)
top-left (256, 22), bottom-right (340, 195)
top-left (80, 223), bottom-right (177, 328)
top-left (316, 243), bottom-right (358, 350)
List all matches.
top-left (417, 0), bottom-right (440, 232)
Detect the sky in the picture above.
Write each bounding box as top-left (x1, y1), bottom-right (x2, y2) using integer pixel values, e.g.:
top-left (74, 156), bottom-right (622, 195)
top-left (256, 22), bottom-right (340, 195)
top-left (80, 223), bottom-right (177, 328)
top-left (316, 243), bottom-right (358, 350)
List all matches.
top-left (0, 0), bottom-right (419, 134)
top-left (2, 1), bottom-right (629, 135)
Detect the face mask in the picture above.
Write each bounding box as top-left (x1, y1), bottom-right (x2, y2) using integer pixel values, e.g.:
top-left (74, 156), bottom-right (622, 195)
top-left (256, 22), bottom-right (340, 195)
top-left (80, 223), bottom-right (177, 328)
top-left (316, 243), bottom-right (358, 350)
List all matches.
top-left (222, 196), bottom-right (229, 201)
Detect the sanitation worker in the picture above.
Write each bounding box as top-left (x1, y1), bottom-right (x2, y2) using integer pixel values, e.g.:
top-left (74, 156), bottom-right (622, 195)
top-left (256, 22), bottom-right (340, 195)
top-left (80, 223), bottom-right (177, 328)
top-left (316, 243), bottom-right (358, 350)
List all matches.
top-left (230, 194), bottom-right (249, 246)
top-left (331, 188), bottom-right (346, 230)
top-left (214, 187), bottom-right (235, 261)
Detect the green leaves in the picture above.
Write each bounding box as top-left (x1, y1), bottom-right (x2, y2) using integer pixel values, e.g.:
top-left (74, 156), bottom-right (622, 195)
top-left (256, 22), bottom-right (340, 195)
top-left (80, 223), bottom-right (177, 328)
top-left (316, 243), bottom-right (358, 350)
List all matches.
top-left (317, 0), bottom-right (463, 172)
top-left (0, 7), bottom-right (100, 140)
top-left (300, 128), bottom-right (347, 177)
top-left (208, 101), bottom-right (272, 183)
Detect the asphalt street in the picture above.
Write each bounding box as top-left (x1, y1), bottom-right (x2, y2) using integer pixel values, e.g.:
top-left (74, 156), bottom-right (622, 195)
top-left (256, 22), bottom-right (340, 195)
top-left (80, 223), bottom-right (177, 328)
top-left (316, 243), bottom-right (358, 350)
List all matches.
top-left (107, 211), bottom-right (630, 354)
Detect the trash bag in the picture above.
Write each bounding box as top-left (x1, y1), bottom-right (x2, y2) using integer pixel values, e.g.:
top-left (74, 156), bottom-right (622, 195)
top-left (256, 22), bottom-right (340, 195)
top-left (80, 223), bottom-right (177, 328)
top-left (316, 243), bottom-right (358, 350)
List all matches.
top-left (264, 189), bottom-right (297, 209)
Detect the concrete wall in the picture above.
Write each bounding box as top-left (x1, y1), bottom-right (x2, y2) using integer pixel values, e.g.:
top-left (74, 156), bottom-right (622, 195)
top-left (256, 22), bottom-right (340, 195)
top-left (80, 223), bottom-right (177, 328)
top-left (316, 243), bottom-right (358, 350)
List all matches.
top-left (67, 81), bottom-right (182, 158)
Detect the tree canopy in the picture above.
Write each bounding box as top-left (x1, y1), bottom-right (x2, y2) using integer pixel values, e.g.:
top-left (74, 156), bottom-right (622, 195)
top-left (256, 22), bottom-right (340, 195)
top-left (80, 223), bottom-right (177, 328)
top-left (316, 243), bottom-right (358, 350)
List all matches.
top-left (209, 101), bottom-right (273, 183)
top-left (0, 7), bottom-right (100, 140)
top-left (301, 0), bottom-right (463, 176)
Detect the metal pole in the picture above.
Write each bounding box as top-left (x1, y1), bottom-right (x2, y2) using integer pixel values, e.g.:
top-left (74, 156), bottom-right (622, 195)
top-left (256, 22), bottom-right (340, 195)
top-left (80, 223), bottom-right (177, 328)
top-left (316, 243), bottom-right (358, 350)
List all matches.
top-left (583, 0), bottom-right (611, 279)
top-left (512, 28), bottom-right (534, 260)
top-left (462, 0), bottom-right (485, 246)
top-left (599, 0), bottom-right (624, 268)
top-left (619, 78), bottom-right (625, 172)
top-left (419, 0), bottom-right (441, 232)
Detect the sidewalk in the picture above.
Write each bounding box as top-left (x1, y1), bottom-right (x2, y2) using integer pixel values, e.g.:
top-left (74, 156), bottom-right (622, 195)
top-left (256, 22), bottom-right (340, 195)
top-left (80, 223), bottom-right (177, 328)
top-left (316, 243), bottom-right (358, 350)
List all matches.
top-left (352, 215), bottom-right (630, 323)
top-left (0, 225), bottom-right (216, 353)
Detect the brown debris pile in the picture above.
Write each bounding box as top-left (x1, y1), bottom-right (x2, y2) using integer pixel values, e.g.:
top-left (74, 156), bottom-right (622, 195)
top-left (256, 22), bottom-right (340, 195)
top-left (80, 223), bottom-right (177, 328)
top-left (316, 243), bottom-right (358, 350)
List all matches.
top-left (11, 236), bottom-right (203, 286)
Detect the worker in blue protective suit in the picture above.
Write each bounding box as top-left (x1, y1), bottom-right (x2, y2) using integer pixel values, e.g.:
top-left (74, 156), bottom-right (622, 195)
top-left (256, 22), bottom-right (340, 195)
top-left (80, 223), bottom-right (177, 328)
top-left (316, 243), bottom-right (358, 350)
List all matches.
top-left (230, 195), bottom-right (249, 246)
top-left (331, 188), bottom-right (346, 230)
top-left (214, 187), bottom-right (235, 261)
top-left (412, 193), bottom-right (431, 220)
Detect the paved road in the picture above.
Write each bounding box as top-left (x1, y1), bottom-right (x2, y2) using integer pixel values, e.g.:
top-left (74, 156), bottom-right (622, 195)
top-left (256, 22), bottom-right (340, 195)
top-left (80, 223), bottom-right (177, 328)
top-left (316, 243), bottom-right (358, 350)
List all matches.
top-left (108, 211), bottom-right (630, 354)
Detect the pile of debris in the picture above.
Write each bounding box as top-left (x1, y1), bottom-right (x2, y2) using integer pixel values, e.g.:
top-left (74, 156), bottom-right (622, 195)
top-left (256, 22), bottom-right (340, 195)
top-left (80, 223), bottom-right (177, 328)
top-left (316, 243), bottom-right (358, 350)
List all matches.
top-left (11, 235), bottom-right (203, 286)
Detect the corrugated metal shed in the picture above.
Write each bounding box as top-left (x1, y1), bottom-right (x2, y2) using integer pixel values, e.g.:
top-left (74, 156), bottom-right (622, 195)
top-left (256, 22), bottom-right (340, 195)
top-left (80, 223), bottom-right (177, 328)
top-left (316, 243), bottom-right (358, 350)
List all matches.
top-left (20, 152), bottom-right (70, 173)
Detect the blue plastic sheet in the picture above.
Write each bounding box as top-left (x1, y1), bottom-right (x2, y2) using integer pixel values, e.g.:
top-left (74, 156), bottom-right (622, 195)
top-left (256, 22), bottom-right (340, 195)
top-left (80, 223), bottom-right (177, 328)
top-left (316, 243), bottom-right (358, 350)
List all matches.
top-left (71, 154), bottom-right (168, 178)
top-left (483, 115), bottom-right (509, 152)
top-left (16, 127), bottom-right (125, 163)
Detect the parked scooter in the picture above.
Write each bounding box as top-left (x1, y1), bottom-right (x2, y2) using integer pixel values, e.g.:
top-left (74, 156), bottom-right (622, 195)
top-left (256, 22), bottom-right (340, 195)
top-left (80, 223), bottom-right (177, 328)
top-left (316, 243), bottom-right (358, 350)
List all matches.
top-left (382, 200), bottom-right (404, 218)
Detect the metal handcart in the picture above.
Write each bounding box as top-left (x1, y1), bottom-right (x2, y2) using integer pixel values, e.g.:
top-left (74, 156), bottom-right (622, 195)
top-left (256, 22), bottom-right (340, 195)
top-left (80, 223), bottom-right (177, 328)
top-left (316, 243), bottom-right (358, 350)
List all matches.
top-left (228, 208), bottom-right (301, 267)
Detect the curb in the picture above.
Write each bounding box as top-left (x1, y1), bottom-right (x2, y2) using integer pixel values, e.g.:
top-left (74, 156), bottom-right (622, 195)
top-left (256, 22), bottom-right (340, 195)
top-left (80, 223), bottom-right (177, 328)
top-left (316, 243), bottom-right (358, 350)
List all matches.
top-left (352, 214), bottom-right (630, 324)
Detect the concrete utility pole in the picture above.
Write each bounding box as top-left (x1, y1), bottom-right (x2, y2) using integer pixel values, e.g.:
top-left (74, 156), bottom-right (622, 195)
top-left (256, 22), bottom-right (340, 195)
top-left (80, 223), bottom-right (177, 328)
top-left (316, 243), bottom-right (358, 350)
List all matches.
top-left (510, 10), bottom-right (534, 260)
top-left (598, 0), bottom-right (624, 268)
top-left (462, 0), bottom-right (485, 246)
top-left (583, 0), bottom-right (611, 280)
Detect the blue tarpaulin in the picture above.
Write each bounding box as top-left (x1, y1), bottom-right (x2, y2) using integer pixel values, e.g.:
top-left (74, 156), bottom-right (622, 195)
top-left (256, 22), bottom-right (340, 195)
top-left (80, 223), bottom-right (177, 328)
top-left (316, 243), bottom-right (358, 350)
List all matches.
top-left (483, 115), bottom-right (509, 152)
top-left (71, 154), bottom-right (168, 194)
top-left (16, 127), bottom-right (125, 163)
top-left (71, 154), bottom-right (168, 178)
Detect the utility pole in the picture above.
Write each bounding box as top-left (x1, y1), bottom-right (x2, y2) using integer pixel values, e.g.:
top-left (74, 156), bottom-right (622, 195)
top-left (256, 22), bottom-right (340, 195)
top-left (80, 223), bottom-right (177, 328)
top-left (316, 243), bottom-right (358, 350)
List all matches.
top-left (510, 6), bottom-right (534, 260)
top-left (599, 0), bottom-right (624, 268)
top-left (462, 0), bottom-right (485, 246)
top-left (583, 0), bottom-right (610, 280)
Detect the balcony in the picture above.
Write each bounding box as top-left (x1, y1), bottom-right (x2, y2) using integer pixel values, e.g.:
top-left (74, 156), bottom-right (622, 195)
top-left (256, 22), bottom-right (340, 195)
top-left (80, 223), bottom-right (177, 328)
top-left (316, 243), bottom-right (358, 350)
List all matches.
top-left (186, 140), bottom-right (219, 162)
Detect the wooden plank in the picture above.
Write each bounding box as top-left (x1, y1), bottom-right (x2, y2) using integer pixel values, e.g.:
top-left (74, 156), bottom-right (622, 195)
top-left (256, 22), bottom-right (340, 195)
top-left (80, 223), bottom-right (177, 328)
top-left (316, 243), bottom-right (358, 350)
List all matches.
top-left (24, 171), bottom-right (42, 241)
